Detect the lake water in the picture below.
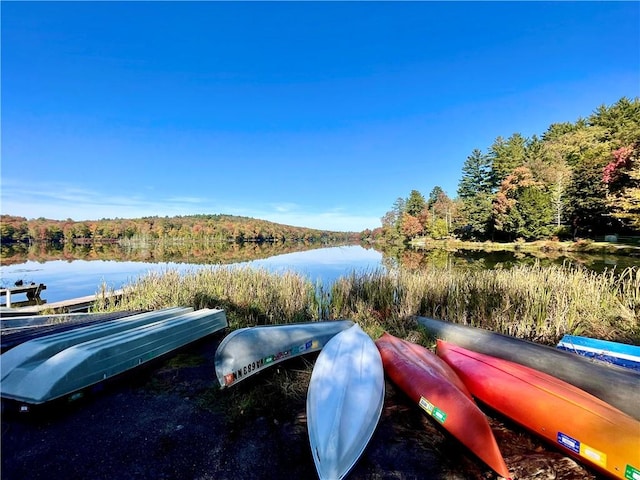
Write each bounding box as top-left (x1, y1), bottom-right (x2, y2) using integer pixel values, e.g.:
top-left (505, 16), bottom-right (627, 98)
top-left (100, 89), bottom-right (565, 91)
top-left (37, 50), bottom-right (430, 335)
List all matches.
top-left (2, 243), bottom-right (639, 306)
top-left (0, 245), bottom-right (384, 304)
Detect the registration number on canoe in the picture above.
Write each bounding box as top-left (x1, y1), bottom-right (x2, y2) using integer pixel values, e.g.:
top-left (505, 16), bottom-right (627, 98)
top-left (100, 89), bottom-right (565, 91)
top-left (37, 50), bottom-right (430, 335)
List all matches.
top-left (419, 396), bottom-right (447, 424)
top-left (223, 340), bottom-right (320, 386)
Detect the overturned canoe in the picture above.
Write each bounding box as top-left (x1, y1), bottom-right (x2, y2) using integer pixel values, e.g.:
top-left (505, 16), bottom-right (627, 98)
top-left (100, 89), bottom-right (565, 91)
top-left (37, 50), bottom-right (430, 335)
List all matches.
top-left (437, 340), bottom-right (640, 480)
top-left (1, 306), bottom-right (193, 381)
top-left (1, 311), bottom-right (122, 329)
top-left (1, 310), bottom-right (145, 352)
top-left (307, 324), bottom-right (384, 480)
top-left (557, 334), bottom-right (640, 372)
top-left (417, 316), bottom-right (640, 420)
top-left (375, 333), bottom-right (511, 479)
top-left (214, 320), bottom-right (354, 388)
top-left (0, 308), bottom-right (226, 404)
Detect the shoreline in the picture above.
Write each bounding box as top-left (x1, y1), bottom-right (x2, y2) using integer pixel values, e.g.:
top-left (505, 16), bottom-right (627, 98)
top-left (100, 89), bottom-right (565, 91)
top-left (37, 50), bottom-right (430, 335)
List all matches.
top-left (408, 238), bottom-right (640, 257)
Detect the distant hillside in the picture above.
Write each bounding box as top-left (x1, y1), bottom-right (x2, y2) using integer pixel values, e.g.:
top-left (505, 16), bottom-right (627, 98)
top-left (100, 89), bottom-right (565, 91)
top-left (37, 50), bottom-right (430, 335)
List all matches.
top-left (0, 214), bottom-right (360, 244)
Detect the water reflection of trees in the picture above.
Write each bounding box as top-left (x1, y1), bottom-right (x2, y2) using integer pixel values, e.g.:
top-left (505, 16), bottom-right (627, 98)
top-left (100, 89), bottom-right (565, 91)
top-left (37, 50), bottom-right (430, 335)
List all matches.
top-left (378, 244), bottom-right (639, 274)
top-left (4, 240), bottom-right (636, 275)
top-left (0, 240), bottom-right (357, 266)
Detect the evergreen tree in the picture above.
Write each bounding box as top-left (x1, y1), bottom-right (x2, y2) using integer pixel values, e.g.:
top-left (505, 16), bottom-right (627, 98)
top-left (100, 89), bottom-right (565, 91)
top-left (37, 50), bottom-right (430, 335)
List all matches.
top-left (589, 97), bottom-right (640, 147)
top-left (427, 186), bottom-right (445, 209)
top-left (489, 133), bottom-right (528, 189)
top-left (457, 149), bottom-right (492, 199)
top-left (458, 192), bottom-right (493, 240)
top-left (565, 157), bottom-right (616, 238)
top-left (516, 187), bottom-right (553, 239)
top-left (542, 121), bottom-right (583, 142)
top-left (405, 190), bottom-right (426, 217)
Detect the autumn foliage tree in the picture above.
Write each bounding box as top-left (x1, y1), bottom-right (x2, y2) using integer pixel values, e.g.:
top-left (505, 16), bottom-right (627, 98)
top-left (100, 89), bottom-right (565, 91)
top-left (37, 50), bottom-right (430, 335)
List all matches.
top-left (491, 166), bottom-right (553, 240)
top-left (400, 213), bottom-right (423, 239)
top-left (603, 143), bottom-right (640, 230)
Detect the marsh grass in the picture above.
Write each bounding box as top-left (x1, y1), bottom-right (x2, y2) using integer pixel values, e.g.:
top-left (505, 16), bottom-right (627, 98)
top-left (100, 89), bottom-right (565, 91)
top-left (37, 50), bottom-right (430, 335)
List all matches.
top-left (96, 266), bottom-right (317, 329)
top-left (98, 262), bottom-right (640, 345)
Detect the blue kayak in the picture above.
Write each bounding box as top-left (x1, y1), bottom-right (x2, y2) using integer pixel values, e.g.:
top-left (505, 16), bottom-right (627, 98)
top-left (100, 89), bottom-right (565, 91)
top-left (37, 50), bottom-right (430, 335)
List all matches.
top-left (557, 334), bottom-right (640, 372)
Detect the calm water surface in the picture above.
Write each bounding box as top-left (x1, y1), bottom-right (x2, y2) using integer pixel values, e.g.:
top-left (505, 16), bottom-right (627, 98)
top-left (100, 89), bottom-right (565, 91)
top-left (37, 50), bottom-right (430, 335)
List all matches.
top-left (3, 243), bottom-right (640, 306)
top-left (0, 245), bottom-right (384, 304)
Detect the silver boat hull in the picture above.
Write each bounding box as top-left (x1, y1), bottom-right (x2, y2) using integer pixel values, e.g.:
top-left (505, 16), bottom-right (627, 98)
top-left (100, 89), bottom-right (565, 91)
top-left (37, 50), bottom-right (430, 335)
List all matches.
top-left (1, 308), bottom-right (226, 404)
top-left (307, 324), bottom-right (384, 480)
top-left (214, 320), bottom-right (354, 388)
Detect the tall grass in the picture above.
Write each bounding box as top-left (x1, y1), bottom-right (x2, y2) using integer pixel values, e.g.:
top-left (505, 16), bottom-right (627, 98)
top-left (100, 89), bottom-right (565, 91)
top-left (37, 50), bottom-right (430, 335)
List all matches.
top-left (329, 263), bottom-right (639, 344)
top-left (95, 266), bottom-right (317, 329)
top-left (96, 263), bottom-right (640, 345)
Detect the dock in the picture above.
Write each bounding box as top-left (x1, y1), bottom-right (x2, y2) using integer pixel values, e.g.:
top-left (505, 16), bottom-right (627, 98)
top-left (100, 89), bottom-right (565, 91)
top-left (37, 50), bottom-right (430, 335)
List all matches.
top-left (1, 289), bottom-right (125, 315)
top-left (1, 284), bottom-right (47, 308)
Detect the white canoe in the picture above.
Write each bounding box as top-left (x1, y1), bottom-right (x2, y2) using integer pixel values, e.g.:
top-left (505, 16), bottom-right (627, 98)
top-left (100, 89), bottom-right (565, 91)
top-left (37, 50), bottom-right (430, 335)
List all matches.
top-left (214, 320), bottom-right (354, 388)
top-left (306, 324), bottom-right (384, 480)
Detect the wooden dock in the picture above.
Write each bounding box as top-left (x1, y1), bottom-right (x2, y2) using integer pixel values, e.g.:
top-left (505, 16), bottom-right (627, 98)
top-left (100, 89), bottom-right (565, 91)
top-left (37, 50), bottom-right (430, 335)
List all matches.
top-left (0, 284), bottom-right (47, 308)
top-left (2, 289), bottom-right (125, 315)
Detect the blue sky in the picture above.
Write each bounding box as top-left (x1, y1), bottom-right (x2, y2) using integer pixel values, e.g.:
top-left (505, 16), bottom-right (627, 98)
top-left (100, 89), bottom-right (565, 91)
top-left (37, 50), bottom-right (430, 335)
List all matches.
top-left (2, 2), bottom-right (639, 232)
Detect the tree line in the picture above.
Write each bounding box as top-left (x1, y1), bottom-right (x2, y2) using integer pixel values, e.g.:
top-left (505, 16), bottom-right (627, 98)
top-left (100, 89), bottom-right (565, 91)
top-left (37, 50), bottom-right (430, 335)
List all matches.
top-left (1, 235), bottom-right (350, 268)
top-left (372, 97), bottom-right (640, 243)
top-left (0, 214), bottom-right (358, 245)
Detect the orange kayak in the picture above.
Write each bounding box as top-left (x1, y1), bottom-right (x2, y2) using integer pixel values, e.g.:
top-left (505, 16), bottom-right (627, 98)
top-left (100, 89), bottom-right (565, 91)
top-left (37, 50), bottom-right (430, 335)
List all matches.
top-left (436, 340), bottom-right (640, 480)
top-left (375, 333), bottom-right (511, 479)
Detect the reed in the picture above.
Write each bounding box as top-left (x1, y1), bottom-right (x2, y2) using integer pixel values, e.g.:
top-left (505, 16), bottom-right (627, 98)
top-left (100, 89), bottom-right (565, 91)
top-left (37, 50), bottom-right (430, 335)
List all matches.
top-left (329, 262), bottom-right (639, 344)
top-left (98, 263), bottom-right (640, 345)
top-left (100, 266), bottom-right (317, 329)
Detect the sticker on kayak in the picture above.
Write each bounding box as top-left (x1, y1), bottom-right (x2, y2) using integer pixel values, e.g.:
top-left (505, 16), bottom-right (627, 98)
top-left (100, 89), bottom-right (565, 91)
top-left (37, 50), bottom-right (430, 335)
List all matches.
top-left (626, 464), bottom-right (640, 480)
top-left (419, 396), bottom-right (447, 424)
top-left (557, 432), bottom-right (607, 468)
top-left (223, 339), bottom-right (320, 385)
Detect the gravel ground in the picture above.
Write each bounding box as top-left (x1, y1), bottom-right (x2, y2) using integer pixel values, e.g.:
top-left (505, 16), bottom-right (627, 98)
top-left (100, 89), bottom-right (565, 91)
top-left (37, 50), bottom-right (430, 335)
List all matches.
top-left (1, 332), bottom-right (600, 480)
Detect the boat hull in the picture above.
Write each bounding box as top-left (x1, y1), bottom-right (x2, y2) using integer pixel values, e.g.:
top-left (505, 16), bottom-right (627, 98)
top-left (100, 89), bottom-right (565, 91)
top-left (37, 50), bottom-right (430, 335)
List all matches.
top-left (1, 309), bottom-right (226, 404)
top-left (375, 333), bottom-right (511, 479)
top-left (557, 334), bottom-right (640, 371)
top-left (436, 340), bottom-right (640, 480)
top-left (214, 320), bottom-right (354, 388)
top-left (417, 316), bottom-right (640, 420)
top-left (307, 324), bottom-right (384, 480)
top-left (1, 307), bottom-right (193, 382)
top-left (1, 311), bottom-right (144, 352)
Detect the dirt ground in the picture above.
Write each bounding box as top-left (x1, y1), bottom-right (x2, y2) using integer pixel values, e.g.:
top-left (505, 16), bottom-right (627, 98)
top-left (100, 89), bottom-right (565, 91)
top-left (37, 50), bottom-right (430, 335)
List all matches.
top-left (1, 331), bottom-right (601, 480)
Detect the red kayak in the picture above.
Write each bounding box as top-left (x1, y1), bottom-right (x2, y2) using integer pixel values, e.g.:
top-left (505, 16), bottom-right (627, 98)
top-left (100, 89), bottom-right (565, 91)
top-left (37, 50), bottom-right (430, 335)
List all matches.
top-left (375, 333), bottom-right (511, 479)
top-left (436, 340), bottom-right (640, 480)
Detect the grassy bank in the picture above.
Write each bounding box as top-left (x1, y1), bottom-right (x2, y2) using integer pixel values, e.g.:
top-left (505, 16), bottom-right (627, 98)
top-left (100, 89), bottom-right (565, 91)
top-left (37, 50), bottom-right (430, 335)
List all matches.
top-left (410, 237), bottom-right (640, 256)
top-left (95, 263), bottom-right (640, 346)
